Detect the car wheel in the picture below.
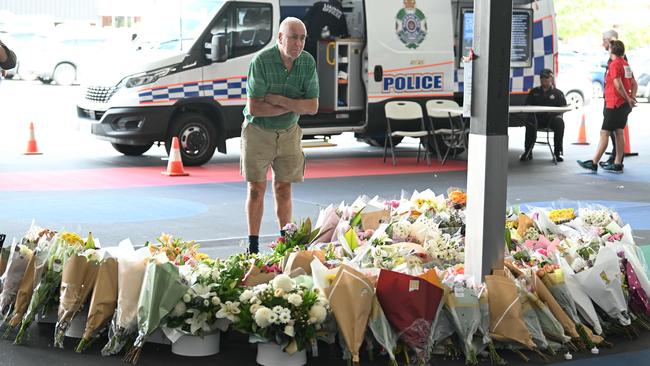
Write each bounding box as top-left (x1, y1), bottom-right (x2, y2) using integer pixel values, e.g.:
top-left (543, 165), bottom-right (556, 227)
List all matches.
top-left (111, 143), bottom-right (153, 156)
top-left (166, 113), bottom-right (217, 166)
top-left (53, 63), bottom-right (77, 86)
top-left (591, 81), bottom-right (603, 98)
top-left (362, 136), bottom-right (403, 148)
top-left (566, 91), bottom-right (584, 110)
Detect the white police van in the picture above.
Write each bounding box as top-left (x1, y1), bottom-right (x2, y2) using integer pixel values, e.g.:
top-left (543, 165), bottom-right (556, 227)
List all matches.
top-left (77, 0), bottom-right (557, 165)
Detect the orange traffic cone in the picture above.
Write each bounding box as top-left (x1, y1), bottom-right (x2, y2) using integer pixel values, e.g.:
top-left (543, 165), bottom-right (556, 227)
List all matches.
top-left (162, 137), bottom-right (189, 176)
top-left (24, 122), bottom-right (43, 155)
top-left (572, 113), bottom-right (589, 145)
top-left (623, 125), bottom-right (638, 156)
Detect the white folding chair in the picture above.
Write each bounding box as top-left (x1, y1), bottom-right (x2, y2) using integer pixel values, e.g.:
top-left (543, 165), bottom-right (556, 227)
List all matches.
top-left (383, 101), bottom-right (431, 166)
top-left (425, 99), bottom-right (469, 165)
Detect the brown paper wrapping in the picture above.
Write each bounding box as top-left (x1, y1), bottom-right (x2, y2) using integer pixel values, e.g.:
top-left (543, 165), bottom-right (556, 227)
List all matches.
top-left (0, 249), bottom-right (9, 278)
top-left (485, 275), bottom-right (535, 349)
top-left (283, 250), bottom-right (324, 275)
top-left (326, 264), bottom-right (374, 363)
top-left (8, 252), bottom-right (36, 327)
top-left (243, 265), bottom-right (276, 287)
top-left (517, 213), bottom-right (535, 238)
top-left (361, 209), bottom-right (390, 231)
top-left (82, 257), bottom-right (118, 340)
top-left (530, 273), bottom-right (579, 338)
top-left (56, 254), bottom-right (100, 334)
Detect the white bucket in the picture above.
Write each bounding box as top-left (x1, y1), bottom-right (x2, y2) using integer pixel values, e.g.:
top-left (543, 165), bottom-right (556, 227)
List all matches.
top-left (256, 342), bottom-right (307, 366)
top-left (147, 328), bottom-right (171, 345)
top-left (171, 332), bottom-right (220, 357)
top-left (65, 308), bottom-right (88, 338)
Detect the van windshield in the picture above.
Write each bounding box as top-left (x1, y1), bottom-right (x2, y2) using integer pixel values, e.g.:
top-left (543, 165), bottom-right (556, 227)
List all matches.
top-left (137, 0), bottom-right (225, 51)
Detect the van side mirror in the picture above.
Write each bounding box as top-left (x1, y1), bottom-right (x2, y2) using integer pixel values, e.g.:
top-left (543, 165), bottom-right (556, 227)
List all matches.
top-left (206, 34), bottom-right (228, 62)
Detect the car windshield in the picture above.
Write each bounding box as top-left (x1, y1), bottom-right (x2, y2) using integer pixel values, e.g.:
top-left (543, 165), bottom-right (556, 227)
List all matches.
top-left (137, 0), bottom-right (225, 51)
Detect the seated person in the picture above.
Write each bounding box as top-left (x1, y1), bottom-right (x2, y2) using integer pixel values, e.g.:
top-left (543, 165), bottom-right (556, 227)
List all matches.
top-left (520, 68), bottom-right (567, 162)
top-left (302, 0), bottom-right (349, 60)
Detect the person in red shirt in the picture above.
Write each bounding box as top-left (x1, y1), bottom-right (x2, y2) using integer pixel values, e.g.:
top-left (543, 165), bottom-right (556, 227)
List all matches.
top-left (578, 40), bottom-right (637, 173)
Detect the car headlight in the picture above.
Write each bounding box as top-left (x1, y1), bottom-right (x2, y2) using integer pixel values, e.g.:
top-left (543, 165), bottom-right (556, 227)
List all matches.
top-left (123, 66), bottom-right (175, 88)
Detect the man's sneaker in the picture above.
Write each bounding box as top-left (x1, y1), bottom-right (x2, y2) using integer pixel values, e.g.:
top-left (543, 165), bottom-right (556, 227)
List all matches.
top-left (577, 160), bottom-right (597, 172)
top-left (599, 159), bottom-right (615, 168)
top-left (555, 155), bottom-right (564, 162)
top-left (520, 151), bottom-right (533, 161)
top-left (602, 163), bottom-right (624, 173)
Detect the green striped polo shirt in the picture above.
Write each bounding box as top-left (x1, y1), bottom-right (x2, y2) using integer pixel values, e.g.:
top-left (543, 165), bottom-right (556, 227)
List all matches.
top-left (243, 44), bottom-right (319, 130)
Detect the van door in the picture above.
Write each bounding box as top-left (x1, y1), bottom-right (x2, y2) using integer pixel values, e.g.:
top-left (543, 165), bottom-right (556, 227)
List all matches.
top-left (365, 0), bottom-right (455, 102)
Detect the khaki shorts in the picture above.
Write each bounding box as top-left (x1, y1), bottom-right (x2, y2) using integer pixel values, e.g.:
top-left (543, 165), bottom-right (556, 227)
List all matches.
top-left (240, 121), bottom-right (305, 183)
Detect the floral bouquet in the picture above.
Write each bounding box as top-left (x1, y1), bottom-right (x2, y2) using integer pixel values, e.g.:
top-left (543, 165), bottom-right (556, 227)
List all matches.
top-left (53, 242), bottom-right (101, 348)
top-left (574, 246), bottom-right (630, 326)
top-left (164, 261), bottom-right (232, 341)
top-left (4, 231), bottom-right (57, 333)
top-left (441, 269), bottom-right (482, 364)
top-left (324, 264), bottom-right (372, 364)
top-left (75, 253), bottom-right (118, 353)
top-left (242, 253), bottom-right (282, 287)
top-left (147, 233), bottom-right (200, 266)
top-left (233, 274), bottom-right (329, 354)
top-left (101, 242), bottom-right (150, 356)
top-left (122, 254), bottom-right (190, 364)
top-left (14, 232), bottom-right (86, 344)
top-left (376, 269), bottom-right (444, 364)
top-left (425, 231), bottom-right (464, 268)
top-left (0, 244), bottom-right (33, 319)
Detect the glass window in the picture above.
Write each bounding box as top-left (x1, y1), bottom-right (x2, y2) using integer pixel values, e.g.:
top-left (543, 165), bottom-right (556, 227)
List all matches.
top-left (460, 9), bottom-right (532, 68)
top-left (210, 2), bottom-right (272, 59)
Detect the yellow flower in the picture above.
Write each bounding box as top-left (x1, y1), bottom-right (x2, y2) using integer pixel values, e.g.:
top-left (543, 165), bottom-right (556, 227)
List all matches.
top-left (60, 232), bottom-right (83, 246)
top-left (196, 253), bottom-right (210, 261)
top-left (159, 232), bottom-right (173, 246)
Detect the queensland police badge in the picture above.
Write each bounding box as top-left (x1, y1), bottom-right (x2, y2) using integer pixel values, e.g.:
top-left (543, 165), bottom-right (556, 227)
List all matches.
top-left (395, 0), bottom-right (427, 49)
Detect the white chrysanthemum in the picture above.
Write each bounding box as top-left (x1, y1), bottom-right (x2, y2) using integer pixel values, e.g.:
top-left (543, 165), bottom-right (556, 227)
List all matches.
top-left (287, 293), bottom-right (303, 307)
top-left (239, 290), bottom-right (254, 303)
top-left (308, 304), bottom-right (327, 324)
top-left (254, 306), bottom-right (273, 328)
top-left (279, 311), bottom-right (292, 324)
top-left (182, 293), bottom-right (192, 303)
top-left (269, 312), bottom-right (279, 324)
top-left (272, 305), bottom-right (285, 314)
top-left (272, 274), bottom-right (294, 292)
top-left (391, 220), bottom-right (412, 241)
top-left (171, 301), bottom-right (186, 317)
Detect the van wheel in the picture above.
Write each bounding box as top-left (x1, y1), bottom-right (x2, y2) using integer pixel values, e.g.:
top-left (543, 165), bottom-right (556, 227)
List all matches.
top-left (111, 143), bottom-right (153, 156)
top-left (362, 136), bottom-right (403, 147)
top-left (53, 63), bottom-right (77, 86)
top-left (426, 135), bottom-right (466, 157)
top-left (166, 113), bottom-right (217, 166)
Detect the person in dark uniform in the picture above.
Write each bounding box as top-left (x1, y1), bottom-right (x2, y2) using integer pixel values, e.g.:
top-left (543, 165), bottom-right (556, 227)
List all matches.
top-left (302, 0), bottom-right (349, 60)
top-left (520, 68), bottom-right (567, 162)
top-left (0, 38), bottom-right (17, 76)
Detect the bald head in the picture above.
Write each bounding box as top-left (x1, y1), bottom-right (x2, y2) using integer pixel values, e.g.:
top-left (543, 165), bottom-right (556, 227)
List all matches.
top-left (279, 17), bottom-right (306, 34)
top-left (278, 17), bottom-right (307, 61)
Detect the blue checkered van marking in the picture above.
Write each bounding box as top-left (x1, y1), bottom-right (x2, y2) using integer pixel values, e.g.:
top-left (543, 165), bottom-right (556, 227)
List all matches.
top-left (138, 77), bottom-right (248, 104)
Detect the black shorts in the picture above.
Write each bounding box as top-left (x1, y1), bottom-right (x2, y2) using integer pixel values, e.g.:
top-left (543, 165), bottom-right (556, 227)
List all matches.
top-left (602, 103), bottom-right (631, 131)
